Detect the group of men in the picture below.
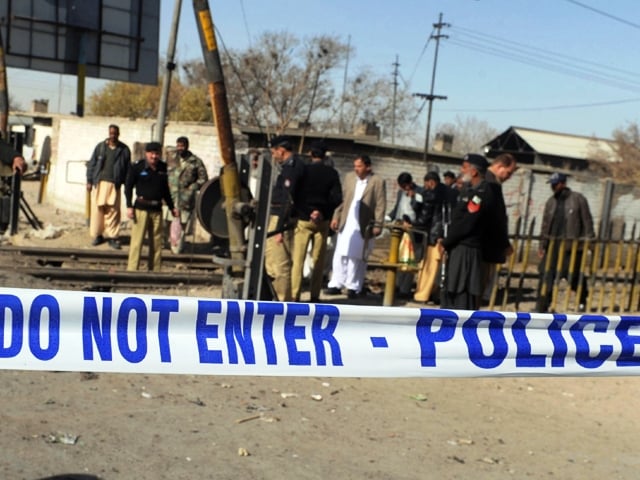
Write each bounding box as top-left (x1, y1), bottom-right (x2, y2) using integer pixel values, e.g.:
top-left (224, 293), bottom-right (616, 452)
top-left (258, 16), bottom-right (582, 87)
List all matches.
top-left (85, 126), bottom-right (594, 313)
top-left (86, 125), bottom-right (208, 272)
top-left (422, 152), bottom-right (593, 313)
top-left (264, 135), bottom-right (386, 303)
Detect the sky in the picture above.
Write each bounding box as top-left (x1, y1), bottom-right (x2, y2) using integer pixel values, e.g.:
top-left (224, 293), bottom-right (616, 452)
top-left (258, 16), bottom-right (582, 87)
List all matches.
top-left (6, 0), bottom-right (640, 142)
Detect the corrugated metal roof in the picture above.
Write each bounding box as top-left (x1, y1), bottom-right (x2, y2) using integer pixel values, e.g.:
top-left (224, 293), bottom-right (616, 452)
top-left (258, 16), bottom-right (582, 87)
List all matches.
top-left (513, 127), bottom-right (618, 161)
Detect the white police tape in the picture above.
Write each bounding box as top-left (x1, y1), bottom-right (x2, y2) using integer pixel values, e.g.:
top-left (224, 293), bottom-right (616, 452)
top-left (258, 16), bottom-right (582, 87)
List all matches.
top-left (1, 287), bottom-right (640, 377)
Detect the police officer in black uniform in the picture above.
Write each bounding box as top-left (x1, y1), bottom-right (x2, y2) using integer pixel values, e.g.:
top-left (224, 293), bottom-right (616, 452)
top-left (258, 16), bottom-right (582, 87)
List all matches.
top-left (265, 135), bottom-right (306, 301)
top-left (438, 154), bottom-right (496, 310)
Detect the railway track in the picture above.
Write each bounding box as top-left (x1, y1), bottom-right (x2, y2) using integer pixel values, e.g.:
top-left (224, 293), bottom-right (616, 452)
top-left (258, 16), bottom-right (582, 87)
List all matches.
top-left (0, 245), bottom-right (223, 292)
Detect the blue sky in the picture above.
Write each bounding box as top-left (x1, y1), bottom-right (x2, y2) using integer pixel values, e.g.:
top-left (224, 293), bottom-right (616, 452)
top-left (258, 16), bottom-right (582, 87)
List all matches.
top-left (7, 0), bottom-right (640, 141)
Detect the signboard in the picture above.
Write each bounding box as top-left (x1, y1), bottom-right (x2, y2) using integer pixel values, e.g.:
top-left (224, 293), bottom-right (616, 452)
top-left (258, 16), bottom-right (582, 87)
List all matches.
top-left (0, 0), bottom-right (160, 85)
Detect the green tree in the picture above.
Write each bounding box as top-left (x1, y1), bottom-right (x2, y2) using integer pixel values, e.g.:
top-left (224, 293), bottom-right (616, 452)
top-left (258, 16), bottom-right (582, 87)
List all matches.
top-left (87, 76), bottom-right (191, 120)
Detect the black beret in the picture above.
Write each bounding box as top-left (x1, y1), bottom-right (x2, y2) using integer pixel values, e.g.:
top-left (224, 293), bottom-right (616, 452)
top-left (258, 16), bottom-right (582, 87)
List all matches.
top-left (309, 140), bottom-right (327, 158)
top-left (424, 171), bottom-right (440, 182)
top-left (463, 153), bottom-right (489, 172)
top-left (269, 135), bottom-right (292, 150)
top-left (145, 141), bottom-right (162, 152)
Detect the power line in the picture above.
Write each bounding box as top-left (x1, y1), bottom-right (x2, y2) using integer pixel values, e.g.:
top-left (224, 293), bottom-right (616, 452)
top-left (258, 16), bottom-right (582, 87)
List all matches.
top-left (563, 0), bottom-right (640, 30)
top-left (448, 27), bottom-right (640, 93)
top-left (407, 29), bottom-right (433, 87)
top-left (448, 38), bottom-right (640, 94)
top-left (239, 0), bottom-right (252, 47)
top-left (452, 26), bottom-right (639, 80)
top-left (440, 97), bottom-right (640, 114)
top-left (414, 12), bottom-right (449, 163)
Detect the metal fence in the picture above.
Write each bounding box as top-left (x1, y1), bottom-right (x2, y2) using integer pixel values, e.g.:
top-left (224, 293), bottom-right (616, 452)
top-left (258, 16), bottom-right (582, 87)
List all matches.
top-left (490, 217), bottom-right (640, 314)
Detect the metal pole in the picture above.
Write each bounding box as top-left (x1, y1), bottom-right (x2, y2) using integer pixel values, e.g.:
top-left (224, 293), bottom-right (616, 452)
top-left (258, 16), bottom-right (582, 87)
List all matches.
top-left (422, 13), bottom-right (448, 163)
top-left (391, 55), bottom-right (398, 144)
top-left (193, 0), bottom-right (245, 269)
top-left (338, 34), bottom-right (351, 134)
top-left (383, 226), bottom-right (403, 306)
top-left (0, 26), bottom-right (9, 138)
top-left (76, 33), bottom-right (86, 117)
top-left (155, 0), bottom-right (183, 145)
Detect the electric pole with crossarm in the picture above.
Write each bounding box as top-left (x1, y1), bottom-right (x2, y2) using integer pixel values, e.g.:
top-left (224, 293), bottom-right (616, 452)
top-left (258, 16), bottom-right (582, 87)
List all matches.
top-left (414, 12), bottom-right (449, 164)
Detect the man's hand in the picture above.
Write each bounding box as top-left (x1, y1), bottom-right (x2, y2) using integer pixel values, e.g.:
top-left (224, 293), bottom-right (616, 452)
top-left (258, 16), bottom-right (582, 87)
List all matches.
top-left (505, 243), bottom-right (514, 258)
top-left (86, 182), bottom-right (93, 192)
top-left (126, 207), bottom-right (135, 219)
top-left (12, 156), bottom-right (26, 175)
top-left (274, 232), bottom-right (283, 244)
top-left (172, 208), bottom-right (179, 217)
top-left (537, 248), bottom-right (545, 259)
top-left (330, 218), bottom-right (338, 231)
top-left (310, 209), bottom-right (323, 224)
top-left (372, 226), bottom-right (381, 237)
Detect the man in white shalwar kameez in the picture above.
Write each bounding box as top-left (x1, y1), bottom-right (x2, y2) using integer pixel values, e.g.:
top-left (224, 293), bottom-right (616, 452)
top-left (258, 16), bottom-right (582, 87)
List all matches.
top-left (325, 155), bottom-right (386, 299)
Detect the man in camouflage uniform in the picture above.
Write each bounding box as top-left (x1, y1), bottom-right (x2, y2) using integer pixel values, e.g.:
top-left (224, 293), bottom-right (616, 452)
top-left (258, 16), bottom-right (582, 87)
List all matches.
top-left (168, 136), bottom-right (208, 253)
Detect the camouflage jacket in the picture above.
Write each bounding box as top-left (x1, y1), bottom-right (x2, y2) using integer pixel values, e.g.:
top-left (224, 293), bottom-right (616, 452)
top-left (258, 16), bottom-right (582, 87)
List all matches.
top-left (168, 151), bottom-right (208, 211)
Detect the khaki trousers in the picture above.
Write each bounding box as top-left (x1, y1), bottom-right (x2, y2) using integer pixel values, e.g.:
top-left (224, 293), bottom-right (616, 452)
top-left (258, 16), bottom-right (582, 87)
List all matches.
top-left (265, 215), bottom-right (293, 301)
top-left (127, 209), bottom-right (163, 271)
top-left (90, 181), bottom-right (121, 240)
top-left (413, 245), bottom-right (442, 302)
top-left (291, 219), bottom-right (330, 301)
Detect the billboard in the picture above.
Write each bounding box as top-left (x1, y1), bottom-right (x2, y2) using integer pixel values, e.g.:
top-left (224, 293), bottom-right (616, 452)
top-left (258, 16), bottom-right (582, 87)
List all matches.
top-left (0, 0), bottom-right (160, 85)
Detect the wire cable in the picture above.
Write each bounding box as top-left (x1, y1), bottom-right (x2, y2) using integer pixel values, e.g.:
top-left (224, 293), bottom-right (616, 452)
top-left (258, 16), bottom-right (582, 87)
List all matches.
top-left (563, 0), bottom-right (640, 30)
top-left (440, 97), bottom-right (640, 114)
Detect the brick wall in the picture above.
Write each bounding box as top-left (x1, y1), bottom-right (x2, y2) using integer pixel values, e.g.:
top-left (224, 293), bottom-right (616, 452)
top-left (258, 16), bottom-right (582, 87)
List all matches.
top-left (42, 115), bottom-right (640, 243)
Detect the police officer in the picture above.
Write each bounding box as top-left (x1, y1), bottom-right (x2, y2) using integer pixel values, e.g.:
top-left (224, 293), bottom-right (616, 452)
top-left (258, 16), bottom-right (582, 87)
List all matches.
top-left (125, 142), bottom-right (178, 272)
top-left (265, 135), bottom-right (305, 301)
top-left (438, 154), bottom-right (496, 310)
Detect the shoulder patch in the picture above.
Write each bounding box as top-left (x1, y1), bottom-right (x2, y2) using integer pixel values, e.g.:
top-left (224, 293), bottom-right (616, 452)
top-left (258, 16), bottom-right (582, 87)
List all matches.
top-left (467, 195), bottom-right (482, 213)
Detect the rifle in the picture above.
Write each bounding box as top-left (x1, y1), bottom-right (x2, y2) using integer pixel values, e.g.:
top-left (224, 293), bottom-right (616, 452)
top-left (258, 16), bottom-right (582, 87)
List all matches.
top-left (439, 202), bottom-right (451, 306)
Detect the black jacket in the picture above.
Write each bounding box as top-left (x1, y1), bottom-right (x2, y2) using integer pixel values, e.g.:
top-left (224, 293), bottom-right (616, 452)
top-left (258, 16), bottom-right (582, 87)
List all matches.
top-left (419, 183), bottom-right (448, 245)
top-left (482, 170), bottom-right (511, 263)
top-left (295, 161), bottom-right (342, 221)
top-left (271, 154), bottom-right (306, 230)
top-left (124, 159), bottom-right (174, 212)
top-left (540, 187), bottom-right (595, 250)
top-left (442, 180), bottom-right (496, 251)
top-left (87, 140), bottom-right (131, 188)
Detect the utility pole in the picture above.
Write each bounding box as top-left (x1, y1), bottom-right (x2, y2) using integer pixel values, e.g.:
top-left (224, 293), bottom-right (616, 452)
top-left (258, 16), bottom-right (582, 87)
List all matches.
top-left (155, 0), bottom-right (182, 145)
top-left (338, 34), bottom-right (351, 134)
top-left (414, 12), bottom-right (449, 163)
top-left (391, 55), bottom-right (399, 145)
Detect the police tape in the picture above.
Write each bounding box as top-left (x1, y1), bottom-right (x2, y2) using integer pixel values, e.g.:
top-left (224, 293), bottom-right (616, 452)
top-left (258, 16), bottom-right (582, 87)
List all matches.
top-left (1, 287), bottom-right (640, 377)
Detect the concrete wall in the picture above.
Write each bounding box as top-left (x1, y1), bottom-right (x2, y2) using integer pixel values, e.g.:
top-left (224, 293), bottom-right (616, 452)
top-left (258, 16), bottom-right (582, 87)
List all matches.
top-left (46, 116), bottom-right (224, 215)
